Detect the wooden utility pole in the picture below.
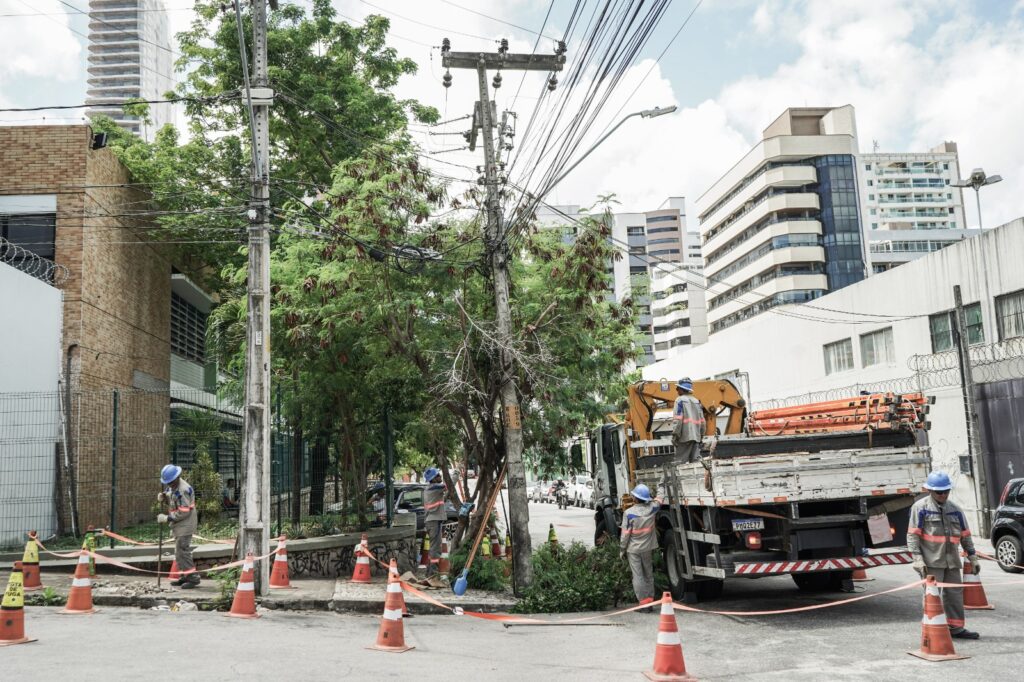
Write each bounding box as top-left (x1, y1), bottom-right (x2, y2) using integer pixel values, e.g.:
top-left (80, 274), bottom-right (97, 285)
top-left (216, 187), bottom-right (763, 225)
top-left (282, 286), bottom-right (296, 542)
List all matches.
top-left (239, 0), bottom-right (274, 593)
top-left (442, 40), bottom-right (564, 591)
top-left (952, 285), bottom-right (992, 538)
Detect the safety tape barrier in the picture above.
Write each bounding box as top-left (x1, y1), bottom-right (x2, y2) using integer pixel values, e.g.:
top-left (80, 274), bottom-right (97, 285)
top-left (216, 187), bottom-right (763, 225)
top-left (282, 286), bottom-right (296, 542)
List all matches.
top-left (977, 550), bottom-right (1024, 571)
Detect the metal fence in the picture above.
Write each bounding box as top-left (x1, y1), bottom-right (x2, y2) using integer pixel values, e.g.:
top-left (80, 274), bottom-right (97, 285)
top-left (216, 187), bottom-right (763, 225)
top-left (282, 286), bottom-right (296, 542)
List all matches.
top-left (0, 386), bottom-right (349, 549)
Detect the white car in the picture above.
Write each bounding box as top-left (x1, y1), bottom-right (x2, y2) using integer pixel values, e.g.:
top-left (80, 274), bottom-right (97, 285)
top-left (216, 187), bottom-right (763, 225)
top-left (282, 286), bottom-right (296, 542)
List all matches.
top-left (530, 480), bottom-right (549, 503)
top-left (570, 475), bottom-right (593, 507)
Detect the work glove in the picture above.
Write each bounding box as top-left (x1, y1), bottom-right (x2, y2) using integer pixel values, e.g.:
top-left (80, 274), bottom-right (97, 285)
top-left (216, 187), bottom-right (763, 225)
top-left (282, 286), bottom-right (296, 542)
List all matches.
top-left (969, 555), bottom-right (981, 576)
top-left (157, 492), bottom-right (166, 503)
top-left (911, 558), bottom-right (926, 578)
top-left (157, 514), bottom-right (169, 524)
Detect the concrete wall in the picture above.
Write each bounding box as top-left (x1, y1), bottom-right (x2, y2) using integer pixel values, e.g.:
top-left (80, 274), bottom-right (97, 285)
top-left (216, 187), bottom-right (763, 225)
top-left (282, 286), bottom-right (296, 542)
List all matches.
top-left (644, 218), bottom-right (1024, 529)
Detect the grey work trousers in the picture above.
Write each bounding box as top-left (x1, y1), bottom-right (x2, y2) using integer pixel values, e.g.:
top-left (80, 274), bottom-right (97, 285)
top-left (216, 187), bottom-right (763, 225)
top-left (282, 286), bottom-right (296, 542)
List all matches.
top-left (627, 551), bottom-right (655, 603)
top-left (175, 534), bottom-right (195, 574)
top-left (426, 520), bottom-right (443, 576)
top-left (923, 566), bottom-right (965, 630)
top-left (673, 439), bottom-right (701, 463)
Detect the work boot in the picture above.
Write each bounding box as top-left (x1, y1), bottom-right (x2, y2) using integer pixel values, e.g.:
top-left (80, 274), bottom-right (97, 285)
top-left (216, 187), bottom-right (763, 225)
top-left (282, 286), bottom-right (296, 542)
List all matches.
top-left (180, 573), bottom-right (201, 589)
top-left (170, 576), bottom-right (188, 587)
top-left (950, 627), bottom-right (980, 640)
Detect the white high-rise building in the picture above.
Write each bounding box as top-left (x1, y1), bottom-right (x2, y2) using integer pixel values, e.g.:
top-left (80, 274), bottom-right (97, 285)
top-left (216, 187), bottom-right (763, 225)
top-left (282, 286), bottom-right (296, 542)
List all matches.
top-left (650, 263), bottom-right (707, 362)
top-left (858, 142), bottom-right (971, 273)
top-left (86, 0), bottom-right (174, 140)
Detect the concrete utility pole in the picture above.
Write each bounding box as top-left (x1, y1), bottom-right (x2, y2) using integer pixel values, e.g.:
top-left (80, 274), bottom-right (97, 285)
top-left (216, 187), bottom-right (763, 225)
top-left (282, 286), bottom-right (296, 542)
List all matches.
top-left (239, 0), bottom-right (274, 593)
top-left (442, 41), bottom-right (564, 591)
top-left (952, 285), bottom-right (992, 538)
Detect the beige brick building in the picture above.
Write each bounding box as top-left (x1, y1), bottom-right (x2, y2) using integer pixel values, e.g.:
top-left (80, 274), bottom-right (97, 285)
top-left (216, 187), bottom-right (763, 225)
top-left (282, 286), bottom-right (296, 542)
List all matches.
top-left (0, 125), bottom-right (173, 530)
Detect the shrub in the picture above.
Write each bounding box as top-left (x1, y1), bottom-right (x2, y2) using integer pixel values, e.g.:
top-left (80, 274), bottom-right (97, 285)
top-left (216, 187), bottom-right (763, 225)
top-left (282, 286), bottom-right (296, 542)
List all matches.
top-left (210, 566), bottom-right (242, 611)
top-left (447, 546), bottom-right (510, 592)
top-left (511, 540), bottom-right (633, 613)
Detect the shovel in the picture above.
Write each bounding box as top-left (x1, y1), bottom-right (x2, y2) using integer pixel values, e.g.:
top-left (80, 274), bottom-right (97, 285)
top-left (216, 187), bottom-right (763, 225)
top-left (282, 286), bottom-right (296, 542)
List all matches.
top-left (454, 465), bottom-right (506, 596)
top-left (157, 522), bottom-right (165, 589)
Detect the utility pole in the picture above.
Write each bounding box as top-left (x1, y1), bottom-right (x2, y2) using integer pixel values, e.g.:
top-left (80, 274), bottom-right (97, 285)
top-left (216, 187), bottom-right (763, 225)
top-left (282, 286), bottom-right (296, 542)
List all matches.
top-left (952, 285), bottom-right (992, 538)
top-left (443, 39), bottom-right (564, 592)
top-left (239, 0), bottom-right (274, 593)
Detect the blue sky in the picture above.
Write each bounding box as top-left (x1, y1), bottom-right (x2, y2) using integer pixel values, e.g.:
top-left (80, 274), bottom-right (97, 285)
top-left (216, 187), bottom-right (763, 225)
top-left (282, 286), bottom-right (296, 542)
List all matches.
top-left (2, 1), bottom-right (1023, 226)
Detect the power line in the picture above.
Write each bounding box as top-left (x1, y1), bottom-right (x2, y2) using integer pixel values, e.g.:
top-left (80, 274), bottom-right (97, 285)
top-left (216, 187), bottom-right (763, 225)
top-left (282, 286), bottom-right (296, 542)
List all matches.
top-left (0, 95), bottom-right (230, 113)
top-left (56, 0), bottom-right (180, 56)
top-left (360, 0), bottom-right (495, 43)
top-left (439, 0), bottom-right (560, 41)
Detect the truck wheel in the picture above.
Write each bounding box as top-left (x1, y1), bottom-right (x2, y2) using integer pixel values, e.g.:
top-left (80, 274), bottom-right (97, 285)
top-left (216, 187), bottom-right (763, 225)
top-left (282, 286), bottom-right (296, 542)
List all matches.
top-left (661, 528), bottom-right (724, 602)
top-left (792, 570), bottom-right (852, 592)
top-left (595, 506), bottom-right (619, 545)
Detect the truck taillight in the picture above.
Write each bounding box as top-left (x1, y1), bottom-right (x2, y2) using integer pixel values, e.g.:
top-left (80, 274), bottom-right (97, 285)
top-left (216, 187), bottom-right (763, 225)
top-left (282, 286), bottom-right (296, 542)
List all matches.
top-left (999, 481), bottom-right (1012, 506)
top-left (744, 531), bottom-right (762, 549)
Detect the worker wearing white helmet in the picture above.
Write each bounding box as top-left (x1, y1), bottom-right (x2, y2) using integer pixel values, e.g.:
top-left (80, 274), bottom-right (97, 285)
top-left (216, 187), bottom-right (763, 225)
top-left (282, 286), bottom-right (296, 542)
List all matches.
top-left (621, 484), bottom-right (661, 609)
top-left (423, 467), bottom-right (447, 577)
top-left (672, 378), bottom-right (706, 463)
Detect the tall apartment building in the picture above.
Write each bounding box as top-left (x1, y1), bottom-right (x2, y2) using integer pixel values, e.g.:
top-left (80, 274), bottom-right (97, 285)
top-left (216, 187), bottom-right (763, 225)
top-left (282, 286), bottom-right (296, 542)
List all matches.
top-left (86, 0), bottom-right (174, 140)
top-left (858, 142), bottom-right (970, 272)
top-left (650, 263), bottom-right (708, 362)
top-left (697, 106), bottom-right (866, 336)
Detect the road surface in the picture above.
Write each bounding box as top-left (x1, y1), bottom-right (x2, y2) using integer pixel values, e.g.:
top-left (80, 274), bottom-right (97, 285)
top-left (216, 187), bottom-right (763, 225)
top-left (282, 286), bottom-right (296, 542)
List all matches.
top-left (6, 561), bottom-right (1023, 680)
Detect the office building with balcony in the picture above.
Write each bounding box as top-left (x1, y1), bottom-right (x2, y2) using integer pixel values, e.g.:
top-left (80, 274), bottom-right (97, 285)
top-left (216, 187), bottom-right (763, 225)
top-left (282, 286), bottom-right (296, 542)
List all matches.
top-left (650, 263), bottom-right (707, 362)
top-left (86, 0), bottom-right (174, 140)
top-left (858, 142), bottom-right (970, 272)
top-left (697, 106), bottom-right (866, 336)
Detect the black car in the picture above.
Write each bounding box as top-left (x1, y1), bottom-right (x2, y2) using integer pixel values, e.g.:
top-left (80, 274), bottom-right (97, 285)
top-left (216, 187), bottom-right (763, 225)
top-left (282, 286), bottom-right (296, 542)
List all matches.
top-left (993, 477), bottom-right (1024, 573)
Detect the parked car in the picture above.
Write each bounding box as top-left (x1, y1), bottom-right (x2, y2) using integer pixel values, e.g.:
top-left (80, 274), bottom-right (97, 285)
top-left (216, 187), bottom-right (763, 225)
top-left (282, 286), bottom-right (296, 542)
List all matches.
top-left (530, 480), bottom-right (549, 503)
top-left (994, 477), bottom-right (1024, 573)
top-left (570, 474), bottom-right (593, 507)
top-left (393, 484), bottom-right (460, 533)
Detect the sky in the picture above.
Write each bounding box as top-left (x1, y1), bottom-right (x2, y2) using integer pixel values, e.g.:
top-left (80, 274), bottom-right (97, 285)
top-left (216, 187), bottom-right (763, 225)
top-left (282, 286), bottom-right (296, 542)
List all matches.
top-left (1, 0), bottom-right (1023, 228)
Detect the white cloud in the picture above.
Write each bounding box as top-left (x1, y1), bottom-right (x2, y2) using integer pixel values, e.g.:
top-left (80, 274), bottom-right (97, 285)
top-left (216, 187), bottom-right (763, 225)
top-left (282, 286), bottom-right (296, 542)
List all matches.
top-left (0, 0), bottom-right (81, 84)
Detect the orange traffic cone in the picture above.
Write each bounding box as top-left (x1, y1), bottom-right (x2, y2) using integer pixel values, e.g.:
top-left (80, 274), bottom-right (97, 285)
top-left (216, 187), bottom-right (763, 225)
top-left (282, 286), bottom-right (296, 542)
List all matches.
top-left (225, 553), bottom-right (260, 619)
top-left (908, 575), bottom-right (968, 661)
top-left (852, 568), bottom-right (873, 582)
top-left (962, 556), bottom-right (994, 610)
top-left (351, 534), bottom-right (372, 584)
top-left (168, 559), bottom-right (181, 582)
top-left (417, 535), bottom-right (429, 572)
top-left (368, 559), bottom-right (413, 653)
top-left (645, 592), bottom-right (696, 681)
top-left (497, 531), bottom-right (506, 559)
top-left (389, 559), bottom-right (411, 618)
top-left (438, 538), bottom-right (451, 574)
top-left (60, 551), bottom-right (97, 614)
top-left (505, 532), bottom-right (512, 560)
top-left (22, 532), bottom-right (43, 592)
top-left (269, 536), bottom-right (295, 589)
top-left (490, 528), bottom-right (501, 558)
top-left (1, 562), bottom-right (36, 646)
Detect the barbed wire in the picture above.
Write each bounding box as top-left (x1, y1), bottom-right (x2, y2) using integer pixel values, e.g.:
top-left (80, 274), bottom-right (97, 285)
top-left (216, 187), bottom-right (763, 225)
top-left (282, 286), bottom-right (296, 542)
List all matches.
top-left (0, 235), bottom-right (69, 285)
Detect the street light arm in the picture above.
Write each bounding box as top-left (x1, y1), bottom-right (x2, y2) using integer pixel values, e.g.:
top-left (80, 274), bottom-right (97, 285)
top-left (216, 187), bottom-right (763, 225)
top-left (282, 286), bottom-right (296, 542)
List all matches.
top-left (543, 111), bottom-right (642, 195)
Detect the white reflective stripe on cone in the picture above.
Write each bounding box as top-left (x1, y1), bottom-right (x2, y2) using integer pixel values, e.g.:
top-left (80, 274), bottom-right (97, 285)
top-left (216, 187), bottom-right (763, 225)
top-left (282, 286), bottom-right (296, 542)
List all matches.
top-left (357, 557), bottom-right (370, 564)
top-left (72, 578), bottom-right (91, 588)
top-left (387, 582), bottom-right (402, 593)
top-left (656, 631), bottom-right (681, 646)
top-left (963, 574), bottom-right (979, 583)
top-left (78, 554), bottom-right (90, 563)
top-left (237, 581), bottom-right (255, 592)
top-left (383, 608), bottom-right (403, 621)
top-left (925, 584), bottom-right (941, 596)
top-left (243, 563), bottom-right (254, 571)
top-left (275, 554), bottom-right (287, 562)
top-left (923, 613), bottom-right (948, 625)
top-left (660, 602), bottom-right (673, 616)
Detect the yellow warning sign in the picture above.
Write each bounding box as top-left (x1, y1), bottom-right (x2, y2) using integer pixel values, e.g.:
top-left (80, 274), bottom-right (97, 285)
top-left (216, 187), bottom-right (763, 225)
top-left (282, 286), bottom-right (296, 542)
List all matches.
top-left (2, 571), bottom-right (24, 609)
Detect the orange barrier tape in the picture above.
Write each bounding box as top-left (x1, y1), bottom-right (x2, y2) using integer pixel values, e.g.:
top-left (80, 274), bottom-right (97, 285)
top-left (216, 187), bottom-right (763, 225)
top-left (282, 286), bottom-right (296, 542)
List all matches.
top-left (83, 549), bottom-right (275, 576)
top-left (32, 537), bottom-right (88, 559)
top-left (194, 534), bottom-right (236, 546)
top-left (977, 550), bottom-right (1024, 571)
top-left (98, 529), bottom-right (157, 546)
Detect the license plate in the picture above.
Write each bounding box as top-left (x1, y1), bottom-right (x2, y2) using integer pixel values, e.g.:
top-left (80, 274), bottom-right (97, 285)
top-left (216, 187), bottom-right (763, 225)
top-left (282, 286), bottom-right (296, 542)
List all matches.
top-left (731, 518), bottom-right (765, 532)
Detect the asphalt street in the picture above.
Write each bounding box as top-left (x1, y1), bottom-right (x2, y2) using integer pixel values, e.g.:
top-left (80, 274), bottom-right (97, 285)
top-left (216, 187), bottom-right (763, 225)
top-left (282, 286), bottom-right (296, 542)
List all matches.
top-left (6, 560), bottom-right (1022, 681)
top-left (525, 495), bottom-right (595, 548)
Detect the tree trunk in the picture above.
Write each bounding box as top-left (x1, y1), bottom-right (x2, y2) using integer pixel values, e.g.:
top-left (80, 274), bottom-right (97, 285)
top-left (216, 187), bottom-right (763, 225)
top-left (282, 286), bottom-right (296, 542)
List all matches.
top-left (308, 433), bottom-right (329, 516)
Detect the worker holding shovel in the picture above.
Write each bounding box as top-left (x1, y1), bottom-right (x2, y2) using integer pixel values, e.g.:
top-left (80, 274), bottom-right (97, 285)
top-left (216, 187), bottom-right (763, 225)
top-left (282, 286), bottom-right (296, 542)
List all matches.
top-left (157, 464), bottom-right (200, 588)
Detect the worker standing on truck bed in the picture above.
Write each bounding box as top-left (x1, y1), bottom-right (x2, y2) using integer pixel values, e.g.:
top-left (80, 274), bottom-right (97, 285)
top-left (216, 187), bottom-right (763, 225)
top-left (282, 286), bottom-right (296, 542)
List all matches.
top-left (672, 378), bottom-right (706, 463)
top-left (621, 484), bottom-right (661, 609)
top-left (907, 471), bottom-right (981, 640)
top-left (423, 467), bottom-right (447, 577)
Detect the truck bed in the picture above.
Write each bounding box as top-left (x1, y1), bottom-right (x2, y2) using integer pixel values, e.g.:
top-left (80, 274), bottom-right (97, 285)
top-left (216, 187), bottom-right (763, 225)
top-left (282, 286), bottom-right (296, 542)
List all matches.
top-left (633, 441), bottom-right (931, 507)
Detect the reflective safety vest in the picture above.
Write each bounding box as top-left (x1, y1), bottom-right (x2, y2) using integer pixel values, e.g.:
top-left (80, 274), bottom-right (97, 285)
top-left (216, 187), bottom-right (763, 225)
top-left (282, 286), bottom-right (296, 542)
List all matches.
top-left (907, 495), bottom-right (976, 569)
top-left (165, 478), bottom-right (197, 538)
top-left (622, 501), bottom-right (660, 554)
top-left (673, 394), bottom-right (706, 443)
top-left (424, 483), bottom-right (447, 523)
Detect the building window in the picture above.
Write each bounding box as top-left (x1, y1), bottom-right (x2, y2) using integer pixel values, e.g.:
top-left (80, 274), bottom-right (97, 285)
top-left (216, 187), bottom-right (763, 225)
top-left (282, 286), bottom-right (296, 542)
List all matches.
top-left (860, 327), bottom-right (894, 367)
top-left (996, 289), bottom-right (1024, 340)
top-left (629, 245), bottom-right (645, 255)
top-left (943, 163), bottom-right (949, 170)
top-left (869, 208), bottom-right (877, 215)
top-left (626, 226), bottom-right (645, 236)
top-left (929, 302), bottom-right (984, 352)
top-left (646, 215), bottom-right (677, 224)
top-left (868, 194), bottom-right (875, 200)
top-left (864, 164), bottom-right (872, 171)
top-left (823, 338), bottom-right (854, 375)
top-left (867, 179), bottom-right (874, 187)
top-left (171, 292), bottom-right (208, 363)
top-left (871, 222), bottom-right (878, 230)
top-left (629, 265), bottom-right (647, 275)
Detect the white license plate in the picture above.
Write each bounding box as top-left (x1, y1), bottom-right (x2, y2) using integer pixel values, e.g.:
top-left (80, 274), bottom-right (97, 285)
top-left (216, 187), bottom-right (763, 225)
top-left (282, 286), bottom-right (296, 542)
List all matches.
top-left (731, 518), bottom-right (765, 532)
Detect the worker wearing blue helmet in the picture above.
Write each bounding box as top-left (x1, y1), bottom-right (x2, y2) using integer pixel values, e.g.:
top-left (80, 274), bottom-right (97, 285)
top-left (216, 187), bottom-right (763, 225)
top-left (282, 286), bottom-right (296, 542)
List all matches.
top-left (422, 467), bottom-right (447, 577)
top-left (672, 378), bottom-right (706, 463)
top-left (907, 471), bottom-right (980, 640)
top-left (157, 464), bottom-right (199, 588)
top-left (621, 483), bottom-right (661, 609)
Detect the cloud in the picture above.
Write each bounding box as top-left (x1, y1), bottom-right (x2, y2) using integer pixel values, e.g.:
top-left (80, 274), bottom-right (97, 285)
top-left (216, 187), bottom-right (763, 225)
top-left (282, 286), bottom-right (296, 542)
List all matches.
top-left (0, 0), bottom-right (81, 84)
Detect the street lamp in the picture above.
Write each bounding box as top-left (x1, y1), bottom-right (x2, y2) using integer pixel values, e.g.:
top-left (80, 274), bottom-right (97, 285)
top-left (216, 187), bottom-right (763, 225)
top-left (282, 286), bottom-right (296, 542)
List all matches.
top-left (544, 105), bottom-right (677, 193)
top-left (952, 168), bottom-right (1003, 230)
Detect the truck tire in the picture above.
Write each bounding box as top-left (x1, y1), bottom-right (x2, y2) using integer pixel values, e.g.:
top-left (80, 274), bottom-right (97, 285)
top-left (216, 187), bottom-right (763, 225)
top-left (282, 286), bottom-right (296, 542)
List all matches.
top-left (661, 528), bottom-right (724, 602)
top-left (792, 570), bottom-right (852, 592)
top-left (595, 506), bottom-right (620, 545)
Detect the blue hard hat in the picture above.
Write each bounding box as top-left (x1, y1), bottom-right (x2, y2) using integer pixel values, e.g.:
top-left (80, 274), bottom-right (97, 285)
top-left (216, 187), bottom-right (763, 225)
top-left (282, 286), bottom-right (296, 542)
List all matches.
top-left (677, 378), bottom-right (693, 392)
top-left (423, 467), bottom-right (440, 482)
top-left (631, 484), bottom-right (652, 502)
top-left (924, 471), bottom-right (952, 491)
top-left (160, 464), bottom-right (182, 485)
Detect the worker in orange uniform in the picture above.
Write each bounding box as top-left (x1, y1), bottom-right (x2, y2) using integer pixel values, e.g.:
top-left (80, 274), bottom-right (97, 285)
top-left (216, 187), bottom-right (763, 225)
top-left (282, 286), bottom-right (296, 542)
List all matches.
top-left (672, 378), bottom-right (705, 463)
top-left (907, 471), bottom-right (980, 639)
top-left (157, 464), bottom-right (199, 588)
top-left (621, 484), bottom-right (661, 610)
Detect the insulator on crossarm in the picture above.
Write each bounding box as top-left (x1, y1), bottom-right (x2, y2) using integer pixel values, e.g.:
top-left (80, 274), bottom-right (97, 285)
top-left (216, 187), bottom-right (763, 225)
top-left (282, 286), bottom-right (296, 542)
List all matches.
top-left (443, 70), bottom-right (452, 88)
top-left (492, 72), bottom-right (502, 89)
top-left (442, 38), bottom-right (451, 54)
top-left (499, 38), bottom-right (509, 55)
top-left (547, 75), bottom-right (558, 92)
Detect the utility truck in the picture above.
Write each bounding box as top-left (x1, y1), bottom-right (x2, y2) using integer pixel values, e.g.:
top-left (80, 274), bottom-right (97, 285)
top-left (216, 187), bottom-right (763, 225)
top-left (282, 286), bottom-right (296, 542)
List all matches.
top-left (591, 380), bottom-right (932, 600)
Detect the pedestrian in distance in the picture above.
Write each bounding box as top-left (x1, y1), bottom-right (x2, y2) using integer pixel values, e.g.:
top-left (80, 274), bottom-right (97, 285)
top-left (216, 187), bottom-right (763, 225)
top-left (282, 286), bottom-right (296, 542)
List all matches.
top-left (907, 470), bottom-right (980, 639)
top-left (672, 378), bottom-right (706, 463)
top-left (423, 467), bottom-right (447, 577)
top-left (157, 464), bottom-right (200, 588)
top-left (621, 484), bottom-right (661, 610)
